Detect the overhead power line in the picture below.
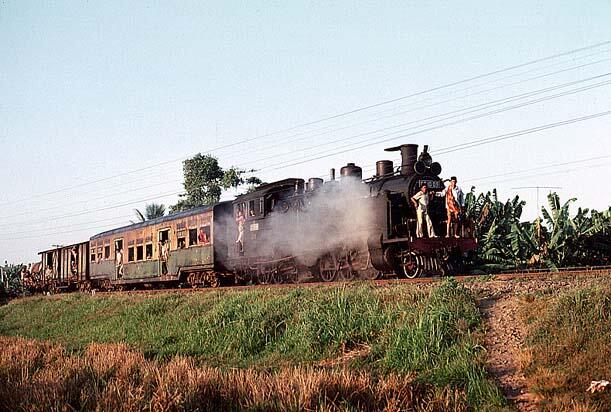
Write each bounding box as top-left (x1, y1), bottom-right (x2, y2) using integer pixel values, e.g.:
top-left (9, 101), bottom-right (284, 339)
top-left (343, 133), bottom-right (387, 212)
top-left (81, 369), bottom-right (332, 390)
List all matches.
top-left (2, 40), bottom-right (609, 207)
top-left (255, 87), bottom-right (611, 173)
top-left (248, 73), bottom-right (611, 170)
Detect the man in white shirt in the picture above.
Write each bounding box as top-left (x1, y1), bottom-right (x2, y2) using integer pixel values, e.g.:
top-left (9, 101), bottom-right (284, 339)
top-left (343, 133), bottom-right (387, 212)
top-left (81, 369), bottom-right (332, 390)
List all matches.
top-left (411, 183), bottom-right (437, 238)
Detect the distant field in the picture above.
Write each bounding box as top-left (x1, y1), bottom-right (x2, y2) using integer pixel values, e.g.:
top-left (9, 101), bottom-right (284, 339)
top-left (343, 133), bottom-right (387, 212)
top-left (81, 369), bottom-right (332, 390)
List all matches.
top-left (0, 280), bottom-right (507, 411)
top-left (518, 283), bottom-right (611, 412)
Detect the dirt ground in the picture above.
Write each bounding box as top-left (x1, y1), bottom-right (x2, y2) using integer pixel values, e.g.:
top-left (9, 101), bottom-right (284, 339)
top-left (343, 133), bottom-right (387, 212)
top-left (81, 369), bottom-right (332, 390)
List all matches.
top-left (469, 274), bottom-right (611, 412)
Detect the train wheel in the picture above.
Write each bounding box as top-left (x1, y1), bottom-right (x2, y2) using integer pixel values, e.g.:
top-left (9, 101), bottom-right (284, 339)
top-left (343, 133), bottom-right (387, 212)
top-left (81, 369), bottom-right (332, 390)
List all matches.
top-left (399, 253), bottom-right (421, 279)
top-left (258, 268), bottom-right (272, 285)
top-left (318, 255), bottom-right (338, 282)
top-left (209, 273), bottom-right (220, 288)
top-left (339, 267), bottom-right (355, 281)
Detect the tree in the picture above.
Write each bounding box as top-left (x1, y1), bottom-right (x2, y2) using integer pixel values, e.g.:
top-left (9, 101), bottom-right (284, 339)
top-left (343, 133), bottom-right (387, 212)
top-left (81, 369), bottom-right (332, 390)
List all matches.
top-left (465, 189), bottom-right (611, 272)
top-left (132, 203), bottom-right (166, 223)
top-left (145, 203), bottom-right (166, 219)
top-left (170, 154), bottom-right (263, 213)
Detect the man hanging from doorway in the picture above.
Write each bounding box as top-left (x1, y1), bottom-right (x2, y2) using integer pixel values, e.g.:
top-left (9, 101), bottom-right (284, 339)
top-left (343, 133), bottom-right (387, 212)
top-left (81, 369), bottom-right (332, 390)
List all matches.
top-left (411, 183), bottom-right (437, 238)
top-left (235, 209), bottom-right (245, 253)
top-left (159, 240), bottom-right (169, 275)
top-left (116, 248), bottom-right (124, 279)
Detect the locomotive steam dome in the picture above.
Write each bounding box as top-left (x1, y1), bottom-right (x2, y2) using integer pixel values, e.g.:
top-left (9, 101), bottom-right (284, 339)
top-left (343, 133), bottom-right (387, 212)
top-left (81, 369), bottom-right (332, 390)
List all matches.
top-left (340, 163), bottom-right (363, 180)
top-left (376, 160), bottom-right (394, 177)
top-left (307, 177), bottom-right (323, 191)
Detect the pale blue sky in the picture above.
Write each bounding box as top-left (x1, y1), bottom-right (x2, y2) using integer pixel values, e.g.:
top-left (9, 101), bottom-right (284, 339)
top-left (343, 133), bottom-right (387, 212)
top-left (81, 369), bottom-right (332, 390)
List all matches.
top-left (1, 1), bottom-right (610, 262)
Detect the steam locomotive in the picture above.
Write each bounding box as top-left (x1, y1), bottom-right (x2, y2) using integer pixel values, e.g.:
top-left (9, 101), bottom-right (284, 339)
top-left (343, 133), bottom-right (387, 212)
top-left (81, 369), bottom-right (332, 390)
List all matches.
top-left (30, 143), bottom-right (476, 292)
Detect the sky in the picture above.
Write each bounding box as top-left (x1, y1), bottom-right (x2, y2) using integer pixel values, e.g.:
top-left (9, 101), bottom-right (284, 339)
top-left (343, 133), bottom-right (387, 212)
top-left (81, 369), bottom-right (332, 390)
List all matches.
top-left (1, 1), bottom-right (610, 263)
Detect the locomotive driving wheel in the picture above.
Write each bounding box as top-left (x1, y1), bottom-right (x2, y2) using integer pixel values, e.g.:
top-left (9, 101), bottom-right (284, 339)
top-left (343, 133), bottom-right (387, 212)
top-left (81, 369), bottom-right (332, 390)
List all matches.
top-left (318, 254), bottom-right (338, 282)
top-left (399, 252), bottom-right (422, 279)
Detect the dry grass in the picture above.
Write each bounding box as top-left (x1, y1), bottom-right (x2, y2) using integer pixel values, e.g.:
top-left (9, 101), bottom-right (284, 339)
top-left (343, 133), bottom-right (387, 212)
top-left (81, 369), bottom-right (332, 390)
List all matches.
top-left (517, 284), bottom-right (611, 412)
top-left (0, 336), bottom-right (469, 412)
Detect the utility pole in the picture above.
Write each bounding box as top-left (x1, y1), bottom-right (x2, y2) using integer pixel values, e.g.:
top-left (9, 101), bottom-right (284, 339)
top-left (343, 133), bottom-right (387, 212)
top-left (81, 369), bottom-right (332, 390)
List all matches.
top-left (511, 186), bottom-right (563, 218)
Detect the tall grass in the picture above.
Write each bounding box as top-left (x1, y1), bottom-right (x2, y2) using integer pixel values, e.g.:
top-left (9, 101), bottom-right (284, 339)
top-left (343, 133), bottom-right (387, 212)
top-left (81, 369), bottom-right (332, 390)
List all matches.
top-left (519, 284), bottom-right (611, 411)
top-left (0, 280), bottom-right (507, 410)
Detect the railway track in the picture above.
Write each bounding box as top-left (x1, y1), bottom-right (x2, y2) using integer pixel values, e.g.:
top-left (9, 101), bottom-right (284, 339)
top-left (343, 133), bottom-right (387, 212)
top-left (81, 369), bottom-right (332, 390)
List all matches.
top-left (91, 265), bottom-right (611, 297)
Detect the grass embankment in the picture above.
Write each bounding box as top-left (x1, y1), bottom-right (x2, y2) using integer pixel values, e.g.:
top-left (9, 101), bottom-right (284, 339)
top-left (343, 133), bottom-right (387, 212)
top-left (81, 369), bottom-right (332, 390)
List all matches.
top-left (519, 284), bottom-right (611, 411)
top-left (0, 281), bottom-right (506, 411)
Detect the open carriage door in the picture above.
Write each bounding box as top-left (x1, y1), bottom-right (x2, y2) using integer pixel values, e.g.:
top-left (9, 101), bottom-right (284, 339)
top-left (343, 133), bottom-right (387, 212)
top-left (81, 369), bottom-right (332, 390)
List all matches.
top-left (114, 239), bottom-right (123, 280)
top-left (158, 229), bottom-right (170, 276)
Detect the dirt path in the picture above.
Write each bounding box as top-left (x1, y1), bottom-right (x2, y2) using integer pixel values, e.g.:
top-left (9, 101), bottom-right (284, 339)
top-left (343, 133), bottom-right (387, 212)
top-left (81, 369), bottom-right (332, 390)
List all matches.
top-left (479, 294), bottom-right (536, 412)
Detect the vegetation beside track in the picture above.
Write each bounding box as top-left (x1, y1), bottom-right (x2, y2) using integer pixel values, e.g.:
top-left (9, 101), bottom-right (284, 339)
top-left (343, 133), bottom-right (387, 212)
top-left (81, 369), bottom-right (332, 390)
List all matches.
top-left (0, 280), bottom-right (507, 411)
top-left (518, 283), bottom-right (611, 411)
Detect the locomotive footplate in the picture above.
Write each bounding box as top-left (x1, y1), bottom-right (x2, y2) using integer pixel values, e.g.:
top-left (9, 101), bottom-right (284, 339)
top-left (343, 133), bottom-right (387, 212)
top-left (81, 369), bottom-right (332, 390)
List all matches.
top-left (382, 236), bottom-right (477, 254)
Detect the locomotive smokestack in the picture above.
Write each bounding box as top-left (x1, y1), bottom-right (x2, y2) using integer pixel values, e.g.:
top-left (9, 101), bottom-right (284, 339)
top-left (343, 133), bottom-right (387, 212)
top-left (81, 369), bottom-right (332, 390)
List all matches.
top-left (384, 144), bottom-right (418, 175)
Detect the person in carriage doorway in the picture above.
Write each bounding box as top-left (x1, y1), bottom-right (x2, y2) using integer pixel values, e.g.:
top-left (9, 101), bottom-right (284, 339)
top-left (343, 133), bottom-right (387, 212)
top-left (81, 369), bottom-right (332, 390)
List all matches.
top-left (235, 209), bottom-right (245, 253)
top-left (411, 183), bottom-right (437, 238)
top-left (438, 176), bottom-right (465, 238)
top-left (159, 240), bottom-right (169, 275)
top-left (115, 248), bottom-right (124, 279)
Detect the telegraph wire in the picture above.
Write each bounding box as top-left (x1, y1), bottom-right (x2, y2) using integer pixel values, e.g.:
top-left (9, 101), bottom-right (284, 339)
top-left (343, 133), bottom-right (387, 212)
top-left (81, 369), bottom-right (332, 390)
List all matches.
top-left (463, 154), bottom-right (611, 184)
top-left (2, 41), bottom-right (609, 207)
top-left (10, 64), bottom-right (608, 220)
top-left (0, 191), bottom-right (183, 229)
top-left (231, 56), bottom-right (611, 162)
top-left (246, 73), bottom-right (611, 169)
top-left (255, 82), bottom-right (611, 172)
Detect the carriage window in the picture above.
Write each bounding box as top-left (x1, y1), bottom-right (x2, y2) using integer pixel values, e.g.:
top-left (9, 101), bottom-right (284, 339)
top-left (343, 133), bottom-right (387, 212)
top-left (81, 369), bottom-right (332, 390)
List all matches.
top-left (104, 245), bottom-right (111, 260)
top-left (128, 247), bottom-right (135, 262)
top-left (136, 245), bottom-right (144, 261)
top-left (90, 249), bottom-right (96, 262)
top-left (114, 239), bottom-right (123, 255)
top-left (198, 226), bottom-right (210, 244)
top-left (97, 247), bottom-right (103, 262)
top-left (189, 229), bottom-right (198, 246)
top-left (259, 197), bottom-right (264, 214)
top-left (159, 229), bottom-right (169, 243)
top-left (248, 200), bottom-right (256, 216)
top-left (145, 244), bottom-right (153, 260)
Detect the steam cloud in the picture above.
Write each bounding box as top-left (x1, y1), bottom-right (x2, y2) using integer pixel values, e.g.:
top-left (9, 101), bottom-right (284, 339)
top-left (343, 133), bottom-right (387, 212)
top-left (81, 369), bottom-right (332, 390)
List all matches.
top-left (249, 177), bottom-right (378, 267)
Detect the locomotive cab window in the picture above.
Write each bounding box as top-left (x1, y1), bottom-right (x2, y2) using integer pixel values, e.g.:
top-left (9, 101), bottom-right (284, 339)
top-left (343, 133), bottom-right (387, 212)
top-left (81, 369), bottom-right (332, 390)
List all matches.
top-left (188, 229), bottom-right (198, 246)
top-left (136, 245), bottom-right (144, 261)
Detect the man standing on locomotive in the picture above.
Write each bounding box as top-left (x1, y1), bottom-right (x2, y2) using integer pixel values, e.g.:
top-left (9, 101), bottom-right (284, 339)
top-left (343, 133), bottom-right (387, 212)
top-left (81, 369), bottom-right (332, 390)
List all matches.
top-left (438, 176), bottom-right (465, 238)
top-left (411, 183), bottom-right (437, 238)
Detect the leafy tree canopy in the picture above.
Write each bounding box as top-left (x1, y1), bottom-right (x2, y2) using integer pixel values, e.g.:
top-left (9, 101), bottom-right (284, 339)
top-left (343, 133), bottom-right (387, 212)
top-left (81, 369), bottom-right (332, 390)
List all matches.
top-left (132, 203), bottom-right (166, 223)
top-left (465, 188), bottom-right (611, 271)
top-left (170, 154), bottom-right (263, 213)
